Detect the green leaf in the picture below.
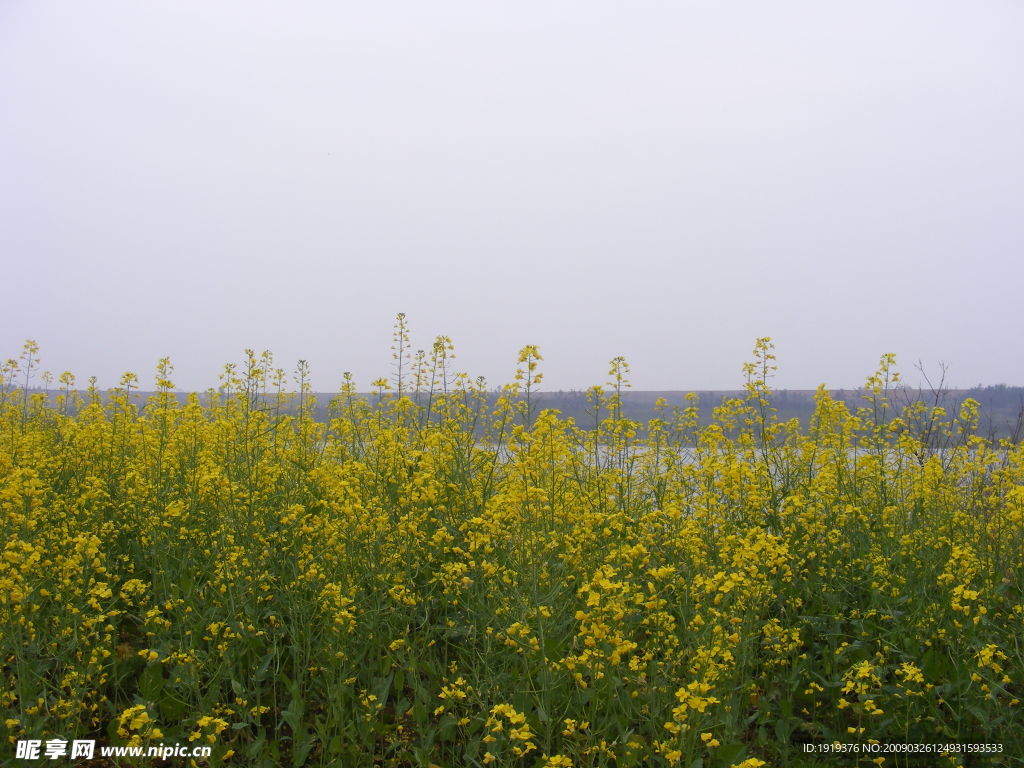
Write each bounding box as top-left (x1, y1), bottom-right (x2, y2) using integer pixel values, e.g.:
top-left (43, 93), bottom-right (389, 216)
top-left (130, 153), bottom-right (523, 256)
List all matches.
top-left (372, 672), bottom-right (394, 704)
top-left (775, 716), bottom-right (793, 743)
top-left (139, 663), bottom-right (164, 701)
top-left (716, 743), bottom-right (745, 764)
top-left (158, 695), bottom-right (188, 723)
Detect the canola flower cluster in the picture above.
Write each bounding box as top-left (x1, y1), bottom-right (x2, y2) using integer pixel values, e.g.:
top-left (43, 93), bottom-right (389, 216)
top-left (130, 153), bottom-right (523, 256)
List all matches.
top-left (2, 330), bottom-right (1023, 767)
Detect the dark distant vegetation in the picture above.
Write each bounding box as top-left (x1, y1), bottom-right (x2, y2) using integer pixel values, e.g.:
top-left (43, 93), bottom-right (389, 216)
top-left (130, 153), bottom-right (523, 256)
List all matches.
top-left (32, 387), bottom-right (1024, 443)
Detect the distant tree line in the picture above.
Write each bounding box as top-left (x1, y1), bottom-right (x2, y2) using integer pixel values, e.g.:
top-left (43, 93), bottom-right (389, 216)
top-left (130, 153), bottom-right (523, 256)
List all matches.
top-left (24, 384), bottom-right (1024, 442)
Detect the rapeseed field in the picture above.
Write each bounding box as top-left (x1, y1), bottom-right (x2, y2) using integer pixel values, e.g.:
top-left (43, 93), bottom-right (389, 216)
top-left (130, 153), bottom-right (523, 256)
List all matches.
top-left (2, 330), bottom-right (1022, 766)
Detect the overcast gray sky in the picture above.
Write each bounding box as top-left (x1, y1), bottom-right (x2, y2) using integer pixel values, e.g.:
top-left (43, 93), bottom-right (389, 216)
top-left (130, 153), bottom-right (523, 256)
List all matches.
top-left (3, 1), bottom-right (1022, 392)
